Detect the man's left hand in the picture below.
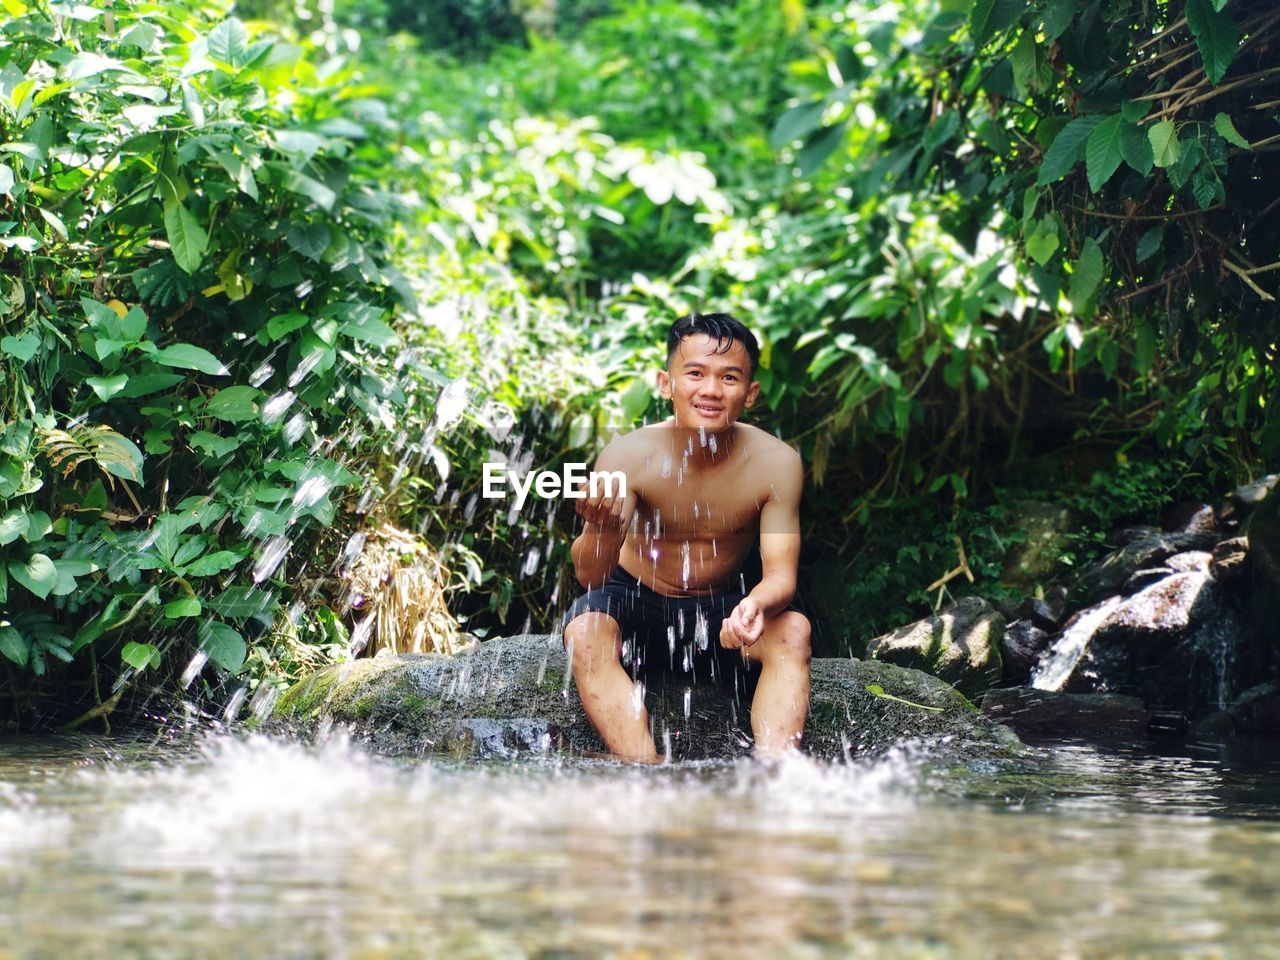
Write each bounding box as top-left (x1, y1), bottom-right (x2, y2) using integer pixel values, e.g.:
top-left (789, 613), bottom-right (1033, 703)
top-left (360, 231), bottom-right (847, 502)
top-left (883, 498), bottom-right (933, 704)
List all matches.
top-left (720, 597), bottom-right (764, 649)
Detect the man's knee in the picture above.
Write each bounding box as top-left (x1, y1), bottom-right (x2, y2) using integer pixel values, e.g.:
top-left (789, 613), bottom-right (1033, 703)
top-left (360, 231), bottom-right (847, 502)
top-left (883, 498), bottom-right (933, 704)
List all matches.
top-left (563, 612), bottom-right (623, 672)
top-left (764, 611), bottom-right (811, 664)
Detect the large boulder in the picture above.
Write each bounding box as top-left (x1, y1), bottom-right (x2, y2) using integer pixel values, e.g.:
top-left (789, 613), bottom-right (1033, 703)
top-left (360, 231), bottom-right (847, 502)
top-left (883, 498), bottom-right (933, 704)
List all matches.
top-left (865, 597), bottom-right (1004, 698)
top-left (1035, 571), bottom-right (1261, 719)
top-left (271, 634), bottom-right (1021, 761)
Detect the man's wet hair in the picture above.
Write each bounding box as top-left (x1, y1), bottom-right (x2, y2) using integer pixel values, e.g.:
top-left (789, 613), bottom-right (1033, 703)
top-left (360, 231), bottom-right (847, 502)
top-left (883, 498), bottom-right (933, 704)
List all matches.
top-left (666, 312), bottom-right (760, 376)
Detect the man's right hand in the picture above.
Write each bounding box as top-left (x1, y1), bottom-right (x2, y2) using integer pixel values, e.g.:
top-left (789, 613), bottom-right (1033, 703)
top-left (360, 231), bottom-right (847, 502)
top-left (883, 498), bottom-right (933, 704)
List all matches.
top-left (575, 488), bottom-right (629, 529)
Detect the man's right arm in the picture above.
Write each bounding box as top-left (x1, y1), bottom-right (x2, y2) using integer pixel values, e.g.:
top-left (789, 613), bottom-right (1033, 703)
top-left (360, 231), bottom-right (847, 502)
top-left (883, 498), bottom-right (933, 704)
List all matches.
top-left (570, 442), bottom-right (636, 589)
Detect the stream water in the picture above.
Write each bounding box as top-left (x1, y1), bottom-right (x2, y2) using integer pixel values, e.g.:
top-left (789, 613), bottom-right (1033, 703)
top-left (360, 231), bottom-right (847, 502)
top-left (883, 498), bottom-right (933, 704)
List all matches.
top-left (2, 729), bottom-right (1279, 959)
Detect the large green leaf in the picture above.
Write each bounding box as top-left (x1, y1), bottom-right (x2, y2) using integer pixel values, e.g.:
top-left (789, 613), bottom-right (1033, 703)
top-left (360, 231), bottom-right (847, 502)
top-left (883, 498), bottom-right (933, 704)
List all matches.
top-left (771, 100), bottom-right (826, 149)
top-left (200, 621), bottom-right (247, 673)
top-left (1186, 0), bottom-right (1239, 85)
top-left (1037, 116), bottom-right (1103, 185)
top-left (208, 19), bottom-right (249, 69)
top-left (0, 626), bottom-right (27, 667)
top-left (797, 122), bottom-right (848, 176)
top-left (1068, 238), bottom-right (1104, 310)
top-left (154, 343), bottom-right (228, 375)
top-left (1148, 120), bottom-right (1180, 168)
top-left (1085, 115), bottom-right (1125, 191)
top-left (1119, 121), bottom-right (1154, 175)
top-left (1214, 112), bottom-right (1250, 149)
top-left (163, 200), bottom-right (208, 275)
top-left (9, 553), bottom-right (56, 599)
top-left (205, 386), bottom-right (261, 422)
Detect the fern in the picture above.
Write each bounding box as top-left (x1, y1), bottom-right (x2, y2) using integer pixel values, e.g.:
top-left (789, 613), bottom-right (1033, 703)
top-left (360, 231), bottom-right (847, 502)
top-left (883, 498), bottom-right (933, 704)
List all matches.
top-left (40, 423), bottom-right (144, 487)
top-left (132, 258), bottom-right (199, 309)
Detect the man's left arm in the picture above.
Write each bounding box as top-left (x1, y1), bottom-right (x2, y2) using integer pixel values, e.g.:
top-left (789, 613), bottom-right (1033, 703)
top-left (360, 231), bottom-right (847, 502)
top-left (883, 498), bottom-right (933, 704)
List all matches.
top-left (721, 447), bottom-right (802, 647)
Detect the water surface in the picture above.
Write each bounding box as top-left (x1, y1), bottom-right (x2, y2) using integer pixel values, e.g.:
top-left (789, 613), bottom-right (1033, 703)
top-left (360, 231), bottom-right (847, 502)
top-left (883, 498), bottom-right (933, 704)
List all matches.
top-left (2, 729), bottom-right (1279, 958)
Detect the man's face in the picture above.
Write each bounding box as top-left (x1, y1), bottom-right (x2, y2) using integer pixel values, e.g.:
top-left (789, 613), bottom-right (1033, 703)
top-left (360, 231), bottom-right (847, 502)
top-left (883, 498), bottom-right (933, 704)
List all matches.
top-left (657, 334), bottom-right (760, 432)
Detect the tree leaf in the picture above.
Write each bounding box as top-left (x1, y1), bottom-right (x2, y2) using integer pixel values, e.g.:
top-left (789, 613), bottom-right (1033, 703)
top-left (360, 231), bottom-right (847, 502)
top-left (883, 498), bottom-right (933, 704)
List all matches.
top-left (1148, 120), bottom-right (1180, 168)
top-left (183, 550), bottom-right (243, 576)
top-left (797, 121), bottom-right (847, 176)
top-left (1085, 114), bottom-right (1125, 191)
top-left (1026, 231), bottom-right (1059, 265)
top-left (208, 18), bottom-right (249, 68)
top-left (200, 621), bottom-right (247, 673)
top-left (86, 374), bottom-right (129, 402)
top-left (1136, 226), bottom-right (1164, 263)
top-left (267, 312), bottom-right (310, 340)
top-left (1036, 116), bottom-right (1103, 185)
top-left (1134, 319), bottom-right (1156, 374)
top-left (0, 333), bottom-right (39, 362)
top-left (771, 100), bottom-right (827, 149)
top-left (163, 597), bottom-right (202, 619)
top-left (1119, 121), bottom-right (1154, 175)
top-left (9, 553), bottom-right (56, 599)
top-left (1010, 30), bottom-right (1037, 98)
top-left (121, 641), bottom-right (160, 670)
top-left (1068, 238), bottom-right (1104, 309)
top-left (205, 385), bottom-right (261, 422)
top-left (154, 343), bottom-right (228, 375)
top-left (970, 0), bottom-right (996, 44)
top-left (0, 509), bottom-right (28, 545)
top-left (0, 626), bottom-right (27, 667)
top-left (1186, 0), bottom-right (1239, 85)
top-left (1214, 111), bottom-right (1250, 149)
top-left (163, 200), bottom-right (208, 274)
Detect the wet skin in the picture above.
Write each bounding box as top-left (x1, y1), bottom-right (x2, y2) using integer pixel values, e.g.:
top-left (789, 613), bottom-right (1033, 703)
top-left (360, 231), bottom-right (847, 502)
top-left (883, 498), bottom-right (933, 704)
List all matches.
top-left (566, 334), bottom-right (812, 762)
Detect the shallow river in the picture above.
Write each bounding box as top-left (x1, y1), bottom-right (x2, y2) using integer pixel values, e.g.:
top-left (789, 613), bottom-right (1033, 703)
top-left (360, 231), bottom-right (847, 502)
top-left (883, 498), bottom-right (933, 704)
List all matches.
top-left (2, 729), bottom-right (1278, 959)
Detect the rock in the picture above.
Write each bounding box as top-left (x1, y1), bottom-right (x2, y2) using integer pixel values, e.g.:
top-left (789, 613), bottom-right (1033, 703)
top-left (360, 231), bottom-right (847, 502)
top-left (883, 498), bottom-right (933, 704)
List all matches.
top-left (1209, 537), bottom-right (1250, 585)
top-left (271, 634), bottom-right (1022, 761)
top-left (1248, 484), bottom-right (1280, 631)
top-left (1165, 503), bottom-right (1215, 537)
top-left (1041, 572), bottom-right (1259, 719)
top-left (1122, 567), bottom-right (1174, 595)
top-left (1236, 474), bottom-right (1279, 507)
top-left (1167, 550), bottom-right (1212, 573)
top-left (865, 597), bottom-right (1004, 698)
top-left (1121, 553), bottom-right (1210, 594)
top-left (1069, 528), bottom-right (1218, 611)
top-left (1014, 596), bottom-right (1062, 631)
top-left (1228, 681), bottom-right (1280, 734)
top-left (1001, 619), bottom-right (1052, 685)
top-left (980, 688), bottom-right (1151, 738)
top-left (999, 500), bottom-right (1078, 589)
top-left (1113, 525), bottom-right (1162, 546)
top-left (1188, 711), bottom-right (1238, 740)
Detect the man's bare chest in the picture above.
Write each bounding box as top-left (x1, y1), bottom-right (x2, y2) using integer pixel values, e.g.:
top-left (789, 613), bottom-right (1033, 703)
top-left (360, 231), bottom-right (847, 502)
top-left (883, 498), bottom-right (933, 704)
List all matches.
top-left (629, 462), bottom-right (764, 541)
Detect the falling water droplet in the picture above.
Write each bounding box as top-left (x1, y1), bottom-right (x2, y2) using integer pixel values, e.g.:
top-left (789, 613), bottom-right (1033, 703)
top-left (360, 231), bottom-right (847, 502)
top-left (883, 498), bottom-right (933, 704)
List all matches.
top-left (262, 391), bottom-right (295, 425)
top-left (248, 683), bottom-right (279, 722)
top-left (181, 651), bottom-right (209, 689)
top-left (698, 425), bottom-right (708, 447)
top-left (249, 361), bottom-right (274, 387)
top-left (708, 433), bottom-right (717, 455)
top-left (222, 686), bottom-right (247, 722)
top-left (283, 412), bottom-right (307, 444)
top-left (253, 535), bottom-right (292, 583)
top-left (522, 546), bottom-right (541, 577)
top-left (434, 378), bottom-right (469, 430)
top-left (694, 609), bottom-right (709, 651)
top-left (661, 453), bottom-right (673, 478)
top-left (683, 687), bottom-right (692, 718)
top-left (630, 680), bottom-right (645, 717)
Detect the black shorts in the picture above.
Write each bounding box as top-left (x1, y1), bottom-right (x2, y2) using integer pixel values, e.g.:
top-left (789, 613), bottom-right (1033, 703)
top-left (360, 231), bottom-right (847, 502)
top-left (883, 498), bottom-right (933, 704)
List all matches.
top-left (561, 566), bottom-right (760, 698)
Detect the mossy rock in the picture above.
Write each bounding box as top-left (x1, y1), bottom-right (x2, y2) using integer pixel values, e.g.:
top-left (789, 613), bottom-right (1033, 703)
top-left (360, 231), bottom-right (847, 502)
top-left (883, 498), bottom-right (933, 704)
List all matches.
top-left (272, 634), bottom-right (1021, 761)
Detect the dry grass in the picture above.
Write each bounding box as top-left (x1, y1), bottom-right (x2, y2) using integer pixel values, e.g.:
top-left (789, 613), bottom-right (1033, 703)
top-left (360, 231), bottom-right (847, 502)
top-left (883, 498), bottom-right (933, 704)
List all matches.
top-left (344, 524), bottom-right (466, 657)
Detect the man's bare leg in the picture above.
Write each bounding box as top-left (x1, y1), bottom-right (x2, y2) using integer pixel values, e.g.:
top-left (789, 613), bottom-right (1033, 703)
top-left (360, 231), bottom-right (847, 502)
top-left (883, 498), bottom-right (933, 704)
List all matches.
top-left (743, 611), bottom-right (812, 758)
top-left (564, 612), bottom-right (660, 762)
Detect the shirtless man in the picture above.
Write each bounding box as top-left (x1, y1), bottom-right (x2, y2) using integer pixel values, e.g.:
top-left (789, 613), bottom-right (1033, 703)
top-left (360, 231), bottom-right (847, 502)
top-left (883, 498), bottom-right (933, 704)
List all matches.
top-left (562, 313), bottom-right (811, 761)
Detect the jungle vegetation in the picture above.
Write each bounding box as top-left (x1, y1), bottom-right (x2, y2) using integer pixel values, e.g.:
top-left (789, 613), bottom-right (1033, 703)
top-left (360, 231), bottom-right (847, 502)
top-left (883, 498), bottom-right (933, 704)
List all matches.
top-left (0, 0), bottom-right (1273, 728)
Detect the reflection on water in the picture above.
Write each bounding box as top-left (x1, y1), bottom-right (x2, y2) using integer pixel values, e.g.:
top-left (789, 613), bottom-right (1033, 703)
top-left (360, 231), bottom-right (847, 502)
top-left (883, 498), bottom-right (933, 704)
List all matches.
top-left (2, 730), bottom-right (1280, 959)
